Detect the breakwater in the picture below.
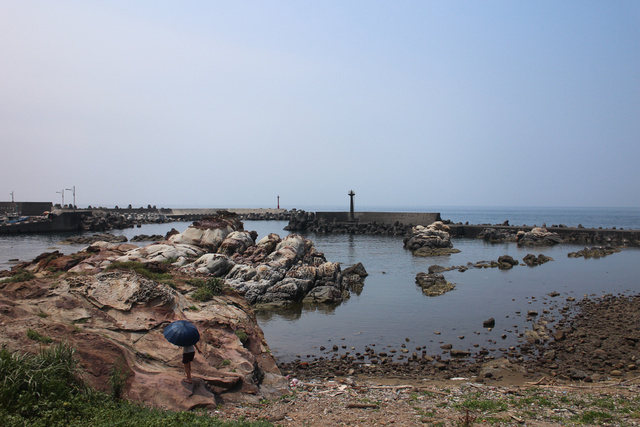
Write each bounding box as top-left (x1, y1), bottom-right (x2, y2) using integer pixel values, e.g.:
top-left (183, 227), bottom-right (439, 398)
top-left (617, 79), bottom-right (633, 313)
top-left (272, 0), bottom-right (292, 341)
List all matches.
top-left (448, 224), bottom-right (640, 246)
top-left (284, 210), bottom-right (640, 246)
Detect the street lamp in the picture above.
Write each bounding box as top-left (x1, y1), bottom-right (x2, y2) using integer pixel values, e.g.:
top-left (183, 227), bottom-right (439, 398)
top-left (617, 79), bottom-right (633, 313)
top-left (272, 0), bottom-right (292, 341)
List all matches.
top-left (56, 190), bottom-right (64, 208)
top-left (65, 186), bottom-right (76, 209)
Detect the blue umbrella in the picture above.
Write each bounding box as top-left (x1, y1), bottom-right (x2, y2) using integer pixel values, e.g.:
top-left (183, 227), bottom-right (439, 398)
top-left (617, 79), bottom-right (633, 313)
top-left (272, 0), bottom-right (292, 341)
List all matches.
top-left (163, 320), bottom-right (200, 347)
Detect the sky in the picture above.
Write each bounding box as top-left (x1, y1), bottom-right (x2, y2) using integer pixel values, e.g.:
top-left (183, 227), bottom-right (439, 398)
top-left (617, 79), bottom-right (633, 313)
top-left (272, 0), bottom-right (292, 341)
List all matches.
top-left (1, 1), bottom-right (639, 210)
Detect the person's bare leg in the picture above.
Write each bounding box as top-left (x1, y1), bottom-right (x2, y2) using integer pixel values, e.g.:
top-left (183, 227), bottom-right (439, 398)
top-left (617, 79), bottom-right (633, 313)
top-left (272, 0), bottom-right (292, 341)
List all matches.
top-left (185, 362), bottom-right (192, 383)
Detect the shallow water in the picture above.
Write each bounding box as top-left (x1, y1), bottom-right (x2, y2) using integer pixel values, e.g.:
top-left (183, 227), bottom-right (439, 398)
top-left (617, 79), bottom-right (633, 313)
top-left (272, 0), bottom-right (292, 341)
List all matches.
top-left (254, 226), bottom-right (640, 363)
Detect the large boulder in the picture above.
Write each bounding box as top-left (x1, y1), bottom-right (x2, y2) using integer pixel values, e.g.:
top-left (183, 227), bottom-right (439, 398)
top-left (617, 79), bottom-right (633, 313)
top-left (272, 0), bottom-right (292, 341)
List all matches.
top-left (115, 243), bottom-right (204, 265)
top-left (403, 222), bottom-right (458, 256)
top-left (181, 253), bottom-right (236, 276)
top-left (218, 231), bottom-right (256, 256)
top-left (516, 227), bottom-right (563, 246)
top-left (169, 215), bottom-right (243, 252)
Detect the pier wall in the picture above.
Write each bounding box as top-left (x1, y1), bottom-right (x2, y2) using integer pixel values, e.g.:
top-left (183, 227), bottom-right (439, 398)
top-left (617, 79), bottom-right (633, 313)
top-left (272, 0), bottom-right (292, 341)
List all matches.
top-left (448, 224), bottom-right (640, 245)
top-left (0, 202), bottom-right (52, 216)
top-left (316, 211), bottom-right (441, 227)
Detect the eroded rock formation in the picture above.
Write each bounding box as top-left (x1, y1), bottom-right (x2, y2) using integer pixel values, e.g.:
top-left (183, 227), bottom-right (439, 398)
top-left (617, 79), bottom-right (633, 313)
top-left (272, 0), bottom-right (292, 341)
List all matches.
top-left (403, 222), bottom-right (459, 256)
top-left (1, 213), bottom-right (369, 410)
top-left (0, 269), bottom-right (288, 411)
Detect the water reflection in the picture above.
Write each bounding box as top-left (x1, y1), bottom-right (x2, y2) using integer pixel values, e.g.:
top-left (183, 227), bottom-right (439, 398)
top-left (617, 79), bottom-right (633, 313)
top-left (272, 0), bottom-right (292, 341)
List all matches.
top-left (255, 301), bottom-right (340, 322)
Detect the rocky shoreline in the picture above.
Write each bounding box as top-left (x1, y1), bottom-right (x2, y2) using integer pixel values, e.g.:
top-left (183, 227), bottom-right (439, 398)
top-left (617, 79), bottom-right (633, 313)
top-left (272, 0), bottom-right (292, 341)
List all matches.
top-left (218, 292), bottom-right (640, 426)
top-left (278, 293), bottom-right (640, 385)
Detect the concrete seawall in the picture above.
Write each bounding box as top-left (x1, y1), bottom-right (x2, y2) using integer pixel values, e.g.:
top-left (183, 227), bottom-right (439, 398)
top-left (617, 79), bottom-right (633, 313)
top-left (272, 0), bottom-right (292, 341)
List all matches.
top-left (316, 211), bottom-right (441, 227)
top-left (448, 224), bottom-right (640, 245)
top-left (160, 208), bottom-right (289, 221)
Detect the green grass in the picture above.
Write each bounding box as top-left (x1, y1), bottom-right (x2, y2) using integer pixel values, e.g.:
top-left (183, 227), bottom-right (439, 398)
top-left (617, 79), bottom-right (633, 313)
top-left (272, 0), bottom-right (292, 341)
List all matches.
top-left (572, 410), bottom-right (615, 424)
top-left (190, 278), bottom-right (225, 302)
top-left (104, 261), bottom-right (172, 282)
top-left (2, 270), bottom-right (36, 283)
top-left (26, 329), bottom-right (53, 344)
top-left (0, 343), bottom-right (271, 427)
top-left (454, 392), bottom-right (508, 413)
top-left (235, 330), bottom-right (248, 343)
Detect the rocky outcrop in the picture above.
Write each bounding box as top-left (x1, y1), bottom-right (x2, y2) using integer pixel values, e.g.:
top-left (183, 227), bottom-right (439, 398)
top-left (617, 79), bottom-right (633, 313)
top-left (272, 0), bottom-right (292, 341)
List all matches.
top-left (34, 214), bottom-right (364, 308)
top-left (341, 262), bottom-right (368, 295)
top-left (169, 215), bottom-right (244, 252)
top-left (567, 246), bottom-right (621, 258)
top-left (516, 227), bottom-right (562, 246)
top-left (0, 269), bottom-right (288, 411)
top-left (220, 234), bottom-right (349, 307)
top-left (12, 211), bottom-right (367, 312)
top-left (403, 222), bottom-right (459, 256)
top-left (523, 253), bottom-right (554, 266)
top-left (115, 243), bottom-right (205, 266)
top-left (415, 273), bottom-right (455, 296)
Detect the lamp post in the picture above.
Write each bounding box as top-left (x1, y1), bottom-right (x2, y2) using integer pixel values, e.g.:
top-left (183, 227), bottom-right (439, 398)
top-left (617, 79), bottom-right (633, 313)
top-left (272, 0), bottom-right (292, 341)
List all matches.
top-left (9, 191), bottom-right (16, 215)
top-left (56, 190), bottom-right (64, 208)
top-left (65, 186), bottom-right (76, 209)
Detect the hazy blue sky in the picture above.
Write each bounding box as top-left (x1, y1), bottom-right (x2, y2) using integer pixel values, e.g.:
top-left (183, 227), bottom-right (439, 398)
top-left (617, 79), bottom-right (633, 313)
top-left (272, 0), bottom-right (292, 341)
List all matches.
top-left (1, 1), bottom-right (639, 209)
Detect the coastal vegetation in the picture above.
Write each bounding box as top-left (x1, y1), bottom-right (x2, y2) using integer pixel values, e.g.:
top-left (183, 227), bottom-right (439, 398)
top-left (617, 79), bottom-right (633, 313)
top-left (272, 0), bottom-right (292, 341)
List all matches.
top-left (188, 277), bottom-right (226, 302)
top-left (0, 342), bottom-right (271, 426)
top-left (104, 261), bottom-right (174, 285)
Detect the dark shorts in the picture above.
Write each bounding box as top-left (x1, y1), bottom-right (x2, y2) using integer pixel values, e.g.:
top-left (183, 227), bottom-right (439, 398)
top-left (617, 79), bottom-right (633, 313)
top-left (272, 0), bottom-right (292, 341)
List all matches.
top-left (182, 351), bottom-right (195, 364)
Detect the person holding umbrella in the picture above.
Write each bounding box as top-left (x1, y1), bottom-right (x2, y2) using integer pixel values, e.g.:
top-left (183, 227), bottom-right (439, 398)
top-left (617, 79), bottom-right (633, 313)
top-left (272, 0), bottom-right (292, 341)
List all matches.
top-left (163, 320), bottom-right (202, 384)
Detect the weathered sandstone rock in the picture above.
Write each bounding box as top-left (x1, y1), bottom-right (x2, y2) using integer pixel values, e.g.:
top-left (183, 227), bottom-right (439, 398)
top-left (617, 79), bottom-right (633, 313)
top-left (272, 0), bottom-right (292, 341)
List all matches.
top-left (0, 269), bottom-right (288, 411)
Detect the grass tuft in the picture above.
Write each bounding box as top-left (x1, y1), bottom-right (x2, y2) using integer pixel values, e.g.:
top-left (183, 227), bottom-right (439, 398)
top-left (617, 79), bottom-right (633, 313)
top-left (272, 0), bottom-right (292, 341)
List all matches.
top-left (26, 329), bottom-right (53, 344)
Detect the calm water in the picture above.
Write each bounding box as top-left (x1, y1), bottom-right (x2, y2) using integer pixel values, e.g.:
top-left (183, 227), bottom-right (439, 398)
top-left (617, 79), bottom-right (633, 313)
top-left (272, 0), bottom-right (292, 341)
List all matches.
top-left (1, 207), bottom-right (639, 363)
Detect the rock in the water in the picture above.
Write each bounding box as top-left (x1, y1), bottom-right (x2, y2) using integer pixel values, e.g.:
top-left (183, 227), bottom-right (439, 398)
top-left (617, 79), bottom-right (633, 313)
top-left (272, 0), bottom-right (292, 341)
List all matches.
top-left (403, 222), bottom-right (456, 256)
top-left (483, 318), bottom-right (496, 328)
top-left (567, 246), bottom-right (621, 259)
top-left (497, 255), bottom-right (519, 270)
top-left (516, 227), bottom-right (562, 246)
top-left (523, 253), bottom-right (554, 266)
top-left (415, 273), bottom-right (455, 296)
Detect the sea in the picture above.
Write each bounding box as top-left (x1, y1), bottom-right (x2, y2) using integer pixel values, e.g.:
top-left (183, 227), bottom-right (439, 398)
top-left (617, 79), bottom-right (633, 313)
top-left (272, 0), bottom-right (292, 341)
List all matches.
top-left (2, 206), bottom-right (639, 364)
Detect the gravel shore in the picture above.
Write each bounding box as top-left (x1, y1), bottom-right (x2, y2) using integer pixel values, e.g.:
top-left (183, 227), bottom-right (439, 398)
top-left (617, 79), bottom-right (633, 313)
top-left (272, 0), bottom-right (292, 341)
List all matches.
top-left (213, 293), bottom-right (640, 426)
